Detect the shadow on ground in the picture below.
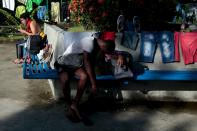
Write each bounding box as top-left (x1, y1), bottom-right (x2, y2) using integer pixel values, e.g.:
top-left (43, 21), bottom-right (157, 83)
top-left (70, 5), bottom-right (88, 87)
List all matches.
top-left (1, 94), bottom-right (197, 131)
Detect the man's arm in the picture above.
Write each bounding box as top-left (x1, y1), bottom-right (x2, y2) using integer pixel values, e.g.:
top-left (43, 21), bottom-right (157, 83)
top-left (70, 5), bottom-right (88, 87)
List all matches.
top-left (18, 21), bottom-right (38, 35)
top-left (117, 54), bottom-right (124, 66)
top-left (107, 53), bottom-right (124, 66)
top-left (83, 51), bottom-right (97, 91)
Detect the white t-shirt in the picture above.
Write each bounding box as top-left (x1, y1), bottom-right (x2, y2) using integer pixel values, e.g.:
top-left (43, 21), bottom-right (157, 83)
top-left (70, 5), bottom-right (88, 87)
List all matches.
top-left (62, 36), bottom-right (95, 56)
top-left (80, 36), bottom-right (95, 53)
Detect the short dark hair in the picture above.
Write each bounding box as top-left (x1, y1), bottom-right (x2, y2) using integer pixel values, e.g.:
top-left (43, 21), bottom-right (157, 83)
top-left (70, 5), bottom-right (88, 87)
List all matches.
top-left (20, 13), bottom-right (30, 19)
top-left (104, 40), bottom-right (115, 53)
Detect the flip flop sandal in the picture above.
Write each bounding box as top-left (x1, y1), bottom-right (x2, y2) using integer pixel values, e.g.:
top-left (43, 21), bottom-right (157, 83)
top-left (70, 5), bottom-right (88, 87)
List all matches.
top-left (13, 59), bottom-right (20, 64)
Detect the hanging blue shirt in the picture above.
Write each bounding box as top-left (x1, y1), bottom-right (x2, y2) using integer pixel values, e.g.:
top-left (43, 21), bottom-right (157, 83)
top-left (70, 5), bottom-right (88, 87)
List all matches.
top-left (37, 6), bottom-right (48, 20)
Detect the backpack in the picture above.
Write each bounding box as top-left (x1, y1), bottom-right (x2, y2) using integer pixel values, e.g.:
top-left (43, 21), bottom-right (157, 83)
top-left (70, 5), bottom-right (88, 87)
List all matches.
top-left (26, 35), bottom-right (42, 55)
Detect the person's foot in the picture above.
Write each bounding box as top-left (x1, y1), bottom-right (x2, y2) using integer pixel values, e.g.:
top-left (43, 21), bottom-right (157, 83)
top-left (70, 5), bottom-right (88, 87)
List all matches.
top-left (70, 104), bottom-right (82, 120)
top-left (66, 104), bottom-right (94, 126)
top-left (13, 59), bottom-right (24, 64)
top-left (65, 109), bottom-right (80, 123)
top-left (26, 58), bottom-right (31, 64)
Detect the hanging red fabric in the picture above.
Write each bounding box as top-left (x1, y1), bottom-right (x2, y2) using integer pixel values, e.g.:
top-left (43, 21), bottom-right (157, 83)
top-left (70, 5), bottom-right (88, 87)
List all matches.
top-left (179, 32), bottom-right (197, 65)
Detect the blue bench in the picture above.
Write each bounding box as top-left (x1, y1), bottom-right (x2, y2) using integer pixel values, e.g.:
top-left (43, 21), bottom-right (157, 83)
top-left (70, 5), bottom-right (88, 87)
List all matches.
top-left (23, 55), bottom-right (59, 79)
top-left (23, 54), bottom-right (197, 80)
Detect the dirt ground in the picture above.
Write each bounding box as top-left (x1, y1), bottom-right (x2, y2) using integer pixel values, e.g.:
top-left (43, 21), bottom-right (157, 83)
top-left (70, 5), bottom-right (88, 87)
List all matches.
top-left (0, 42), bottom-right (53, 105)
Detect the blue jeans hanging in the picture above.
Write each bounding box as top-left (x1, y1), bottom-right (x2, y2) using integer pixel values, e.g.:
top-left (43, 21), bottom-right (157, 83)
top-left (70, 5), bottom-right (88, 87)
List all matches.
top-left (139, 31), bottom-right (175, 63)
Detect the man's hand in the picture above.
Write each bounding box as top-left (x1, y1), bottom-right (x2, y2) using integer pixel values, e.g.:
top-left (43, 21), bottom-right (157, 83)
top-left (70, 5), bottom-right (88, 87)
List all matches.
top-left (117, 55), bottom-right (124, 66)
top-left (83, 51), bottom-right (98, 95)
top-left (91, 85), bottom-right (97, 95)
top-left (18, 29), bottom-right (27, 35)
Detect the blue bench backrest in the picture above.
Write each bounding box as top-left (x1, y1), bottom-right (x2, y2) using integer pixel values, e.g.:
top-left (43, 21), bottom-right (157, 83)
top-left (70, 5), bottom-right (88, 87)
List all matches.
top-left (23, 54), bottom-right (197, 80)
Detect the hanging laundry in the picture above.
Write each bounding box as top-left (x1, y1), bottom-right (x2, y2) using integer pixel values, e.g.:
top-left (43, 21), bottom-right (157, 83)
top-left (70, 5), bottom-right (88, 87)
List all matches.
top-left (15, 5), bottom-right (26, 18)
top-left (140, 31), bottom-right (175, 63)
top-left (2, 0), bottom-right (15, 11)
top-left (33, 0), bottom-right (43, 5)
top-left (174, 32), bottom-right (180, 62)
top-left (37, 6), bottom-right (48, 20)
top-left (26, 0), bottom-right (43, 12)
top-left (51, 2), bottom-right (60, 23)
top-left (121, 31), bottom-right (139, 50)
top-left (117, 15), bottom-right (125, 32)
top-left (124, 19), bottom-right (135, 32)
top-left (179, 32), bottom-right (197, 65)
top-left (17, 0), bottom-right (27, 5)
top-left (61, 2), bottom-right (68, 21)
top-left (26, 0), bottom-right (33, 12)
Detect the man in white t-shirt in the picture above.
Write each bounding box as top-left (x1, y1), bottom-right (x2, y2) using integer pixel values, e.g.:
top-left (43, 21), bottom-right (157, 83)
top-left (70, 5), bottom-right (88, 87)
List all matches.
top-left (55, 34), bottom-right (124, 122)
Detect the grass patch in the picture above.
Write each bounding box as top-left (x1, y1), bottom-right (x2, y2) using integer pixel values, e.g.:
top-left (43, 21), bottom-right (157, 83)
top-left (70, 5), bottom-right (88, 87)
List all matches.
top-left (67, 25), bottom-right (85, 32)
top-left (67, 24), bottom-right (94, 32)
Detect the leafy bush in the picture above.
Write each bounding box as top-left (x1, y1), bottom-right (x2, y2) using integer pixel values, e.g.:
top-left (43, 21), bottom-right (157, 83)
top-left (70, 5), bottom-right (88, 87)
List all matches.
top-left (69, 0), bottom-right (178, 31)
top-left (69, 0), bottom-right (120, 31)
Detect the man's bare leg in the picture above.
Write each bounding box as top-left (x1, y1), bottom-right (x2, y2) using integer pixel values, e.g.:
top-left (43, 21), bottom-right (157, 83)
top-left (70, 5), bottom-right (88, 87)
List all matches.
top-left (70, 68), bottom-right (87, 120)
top-left (59, 72), bottom-right (71, 106)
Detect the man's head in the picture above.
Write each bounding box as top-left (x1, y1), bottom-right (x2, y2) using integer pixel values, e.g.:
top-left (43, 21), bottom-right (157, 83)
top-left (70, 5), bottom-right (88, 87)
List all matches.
top-left (97, 39), bottom-right (115, 54)
top-left (97, 31), bottom-right (116, 54)
top-left (20, 13), bottom-right (31, 25)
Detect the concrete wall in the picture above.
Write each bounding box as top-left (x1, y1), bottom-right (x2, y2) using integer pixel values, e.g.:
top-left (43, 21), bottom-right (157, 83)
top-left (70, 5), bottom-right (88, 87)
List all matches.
top-left (44, 24), bottom-right (197, 101)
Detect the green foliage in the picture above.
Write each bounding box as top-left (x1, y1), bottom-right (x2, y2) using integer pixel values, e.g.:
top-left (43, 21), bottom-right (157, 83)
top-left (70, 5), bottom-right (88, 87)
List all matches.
top-left (0, 8), bottom-right (20, 25)
top-left (67, 25), bottom-right (85, 32)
